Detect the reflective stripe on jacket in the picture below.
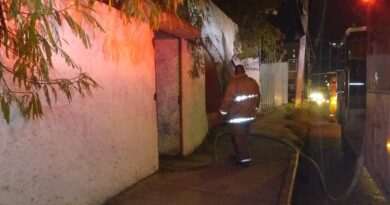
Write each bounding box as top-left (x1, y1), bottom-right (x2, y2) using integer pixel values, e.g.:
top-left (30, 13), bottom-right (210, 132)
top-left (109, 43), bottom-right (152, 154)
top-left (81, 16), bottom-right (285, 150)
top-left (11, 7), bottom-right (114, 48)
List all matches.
top-left (219, 74), bottom-right (260, 123)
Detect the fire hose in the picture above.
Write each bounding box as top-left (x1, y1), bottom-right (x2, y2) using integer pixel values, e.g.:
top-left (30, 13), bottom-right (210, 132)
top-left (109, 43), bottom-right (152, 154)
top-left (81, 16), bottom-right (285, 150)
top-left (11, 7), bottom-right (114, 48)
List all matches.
top-left (162, 124), bottom-right (364, 202)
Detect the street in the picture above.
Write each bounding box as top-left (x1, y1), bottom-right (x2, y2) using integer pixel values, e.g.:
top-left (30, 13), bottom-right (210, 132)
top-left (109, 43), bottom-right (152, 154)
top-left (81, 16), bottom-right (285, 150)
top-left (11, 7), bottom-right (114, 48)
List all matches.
top-left (292, 111), bottom-right (388, 205)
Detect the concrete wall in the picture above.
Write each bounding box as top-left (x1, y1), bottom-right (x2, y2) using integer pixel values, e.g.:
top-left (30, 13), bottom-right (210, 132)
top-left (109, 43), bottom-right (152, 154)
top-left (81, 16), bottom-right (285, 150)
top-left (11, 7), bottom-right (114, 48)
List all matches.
top-left (0, 3), bottom-right (158, 205)
top-left (202, 1), bottom-right (239, 128)
top-left (202, 1), bottom-right (239, 83)
top-left (181, 39), bottom-right (208, 156)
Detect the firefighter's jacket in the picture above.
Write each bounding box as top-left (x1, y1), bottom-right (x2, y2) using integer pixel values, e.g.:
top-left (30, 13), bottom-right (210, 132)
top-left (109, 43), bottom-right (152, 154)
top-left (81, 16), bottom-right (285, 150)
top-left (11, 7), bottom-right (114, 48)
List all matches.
top-left (220, 73), bottom-right (260, 124)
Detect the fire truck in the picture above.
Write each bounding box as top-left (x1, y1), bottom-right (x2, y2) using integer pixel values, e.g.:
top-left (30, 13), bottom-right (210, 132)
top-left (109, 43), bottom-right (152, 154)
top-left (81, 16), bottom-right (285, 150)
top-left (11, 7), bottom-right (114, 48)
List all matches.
top-left (336, 1), bottom-right (390, 200)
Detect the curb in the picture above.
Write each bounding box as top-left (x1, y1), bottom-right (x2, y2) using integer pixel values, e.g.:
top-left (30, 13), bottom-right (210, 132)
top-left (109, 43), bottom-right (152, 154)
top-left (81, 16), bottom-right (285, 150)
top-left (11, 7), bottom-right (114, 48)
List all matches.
top-left (278, 151), bottom-right (300, 205)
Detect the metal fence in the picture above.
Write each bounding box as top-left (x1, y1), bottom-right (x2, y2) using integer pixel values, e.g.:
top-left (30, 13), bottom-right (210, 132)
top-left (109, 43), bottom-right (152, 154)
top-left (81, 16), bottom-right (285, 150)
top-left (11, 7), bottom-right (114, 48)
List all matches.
top-left (260, 63), bottom-right (288, 111)
top-left (244, 59), bottom-right (289, 111)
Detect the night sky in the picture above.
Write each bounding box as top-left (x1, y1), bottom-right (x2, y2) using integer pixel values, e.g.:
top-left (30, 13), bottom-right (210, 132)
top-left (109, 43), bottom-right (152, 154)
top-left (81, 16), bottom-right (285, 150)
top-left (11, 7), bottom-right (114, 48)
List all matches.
top-left (269, 0), bottom-right (303, 42)
top-left (310, 0), bottom-right (365, 42)
top-left (214, 0), bottom-right (367, 71)
top-left (269, 0), bottom-right (366, 72)
top-left (270, 0), bottom-right (365, 43)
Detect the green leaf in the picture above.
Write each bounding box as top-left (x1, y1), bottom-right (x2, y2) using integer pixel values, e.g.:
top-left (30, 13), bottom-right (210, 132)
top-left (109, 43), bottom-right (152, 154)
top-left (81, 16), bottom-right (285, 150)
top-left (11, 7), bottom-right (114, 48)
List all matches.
top-left (13, 63), bottom-right (27, 87)
top-left (63, 12), bottom-right (91, 48)
top-left (29, 14), bottom-right (39, 45)
top-left (0, 63), bottom-right (3, 79)
top-left (53, 11), bottom-right (62, 26)
top-left (26, 96), bottom-right (34, 119)
top-left (31, 95), bottom-right (37, 118)
top-left (43, 85), bottom-right (51, 107)
top-left (1, 98), bottom-right (10, 124)
top-left (81, 11), bottom-right (105, 32)
top-left (17, 100), bottom-right (27, 119)
top-left (34, 0), bottom-right (43, 13)
top-left (10, 0), bottom-right (18, 18)
top-left (35, 93), bottom-right (43, 117)
top-left (42, 16), bottom-right (57, 47)
top-left (50, 85), bottom-right (57, 102)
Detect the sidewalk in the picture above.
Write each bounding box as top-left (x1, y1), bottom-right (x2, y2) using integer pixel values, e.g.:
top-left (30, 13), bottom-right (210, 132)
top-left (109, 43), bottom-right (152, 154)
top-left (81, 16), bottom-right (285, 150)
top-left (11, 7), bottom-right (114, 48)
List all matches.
top-left (104, 105), bottom-right (308, 205)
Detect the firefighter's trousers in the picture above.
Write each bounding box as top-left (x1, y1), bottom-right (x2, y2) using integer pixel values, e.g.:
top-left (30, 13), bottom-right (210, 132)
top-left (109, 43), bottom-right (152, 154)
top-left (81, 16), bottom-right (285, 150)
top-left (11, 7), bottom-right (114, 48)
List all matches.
top-left (229, 122), bottom-right (251, 160)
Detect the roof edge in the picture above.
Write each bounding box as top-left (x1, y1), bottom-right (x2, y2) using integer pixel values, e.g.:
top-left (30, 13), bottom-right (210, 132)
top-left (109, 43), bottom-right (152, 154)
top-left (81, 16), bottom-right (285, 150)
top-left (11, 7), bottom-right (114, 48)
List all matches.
top-left (158, 12), bottom-right (201, 39)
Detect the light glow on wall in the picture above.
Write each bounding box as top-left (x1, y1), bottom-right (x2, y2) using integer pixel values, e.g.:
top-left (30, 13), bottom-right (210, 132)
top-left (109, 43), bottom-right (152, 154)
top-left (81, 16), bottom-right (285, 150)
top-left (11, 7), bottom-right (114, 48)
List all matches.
top-left (387, 138), bottom-right (390, 154)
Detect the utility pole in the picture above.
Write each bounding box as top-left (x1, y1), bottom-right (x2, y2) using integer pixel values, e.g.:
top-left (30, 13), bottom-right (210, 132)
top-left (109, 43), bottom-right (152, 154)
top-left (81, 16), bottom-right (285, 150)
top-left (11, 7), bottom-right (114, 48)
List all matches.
top-left (295, 0), bottom-right (308, 107)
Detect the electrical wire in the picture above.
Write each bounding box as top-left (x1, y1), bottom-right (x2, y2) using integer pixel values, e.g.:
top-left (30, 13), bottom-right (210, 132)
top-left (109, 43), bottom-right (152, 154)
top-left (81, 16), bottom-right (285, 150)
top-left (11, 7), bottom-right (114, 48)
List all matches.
top-left (314, 0), bottom-right (328, 49)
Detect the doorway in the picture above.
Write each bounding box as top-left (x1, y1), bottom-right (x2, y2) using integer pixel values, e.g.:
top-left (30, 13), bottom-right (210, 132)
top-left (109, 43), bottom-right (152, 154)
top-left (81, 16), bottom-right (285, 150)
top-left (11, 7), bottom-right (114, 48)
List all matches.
top-left (154, 32), bottom-right (182, 156)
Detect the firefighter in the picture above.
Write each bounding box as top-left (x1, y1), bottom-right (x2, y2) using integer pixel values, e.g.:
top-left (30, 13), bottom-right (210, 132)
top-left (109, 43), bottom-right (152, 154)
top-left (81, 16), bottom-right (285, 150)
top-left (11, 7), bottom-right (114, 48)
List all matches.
top-left (219, 64), bottom-right (260, 167)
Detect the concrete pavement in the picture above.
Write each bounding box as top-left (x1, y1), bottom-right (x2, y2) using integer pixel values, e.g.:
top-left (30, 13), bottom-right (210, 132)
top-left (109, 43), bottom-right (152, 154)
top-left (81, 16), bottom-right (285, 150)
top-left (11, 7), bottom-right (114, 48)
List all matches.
top-left (104, 107), bottom-right (304, 205)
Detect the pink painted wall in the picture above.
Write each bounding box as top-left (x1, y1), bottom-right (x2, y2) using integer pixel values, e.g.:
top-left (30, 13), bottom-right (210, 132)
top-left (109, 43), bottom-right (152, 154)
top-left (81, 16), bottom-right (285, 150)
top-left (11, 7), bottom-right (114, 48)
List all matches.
top-left (181, 39), bottom-right (208, 155)
top-left (0, 3), bottom-right (158, 205)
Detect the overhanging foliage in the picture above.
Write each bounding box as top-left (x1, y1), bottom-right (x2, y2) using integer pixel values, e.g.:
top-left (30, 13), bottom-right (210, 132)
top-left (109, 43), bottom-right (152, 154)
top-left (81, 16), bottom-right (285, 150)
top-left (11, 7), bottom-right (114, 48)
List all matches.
top-left (0, 1), bottom-right (103, 123)
top-left (213, 0), bottom-right (286, 62)
top-left (239, 22), bottom-right (285, 62)
top-left (0, 0), bottom-right (205, 123)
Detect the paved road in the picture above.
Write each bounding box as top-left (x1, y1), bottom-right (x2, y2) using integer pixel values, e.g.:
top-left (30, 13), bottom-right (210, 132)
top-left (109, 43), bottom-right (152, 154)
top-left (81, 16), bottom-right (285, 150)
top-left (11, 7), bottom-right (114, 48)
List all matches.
top-left (292, 119), bottom-right (388, 205)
